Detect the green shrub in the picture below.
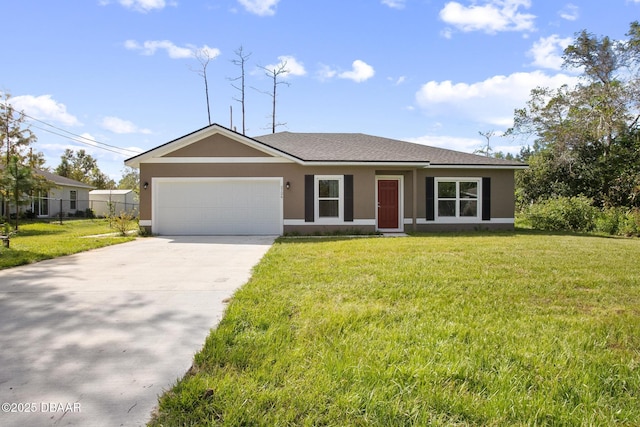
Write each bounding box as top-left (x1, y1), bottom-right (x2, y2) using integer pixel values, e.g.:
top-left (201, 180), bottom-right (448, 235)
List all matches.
top-left (620, 209), bottom-right (640, 237)
top-left (110, 211), bottom-right (137, 236)
top-left (596, 207), bottom-right (626, 235)
top-left (525, 196), bottom-right (597, 232)
top-left (595, 208), bottom-right (640, 237)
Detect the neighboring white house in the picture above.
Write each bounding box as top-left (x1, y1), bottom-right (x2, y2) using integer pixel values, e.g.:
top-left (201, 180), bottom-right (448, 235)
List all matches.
top-left (0, 168), bottom-right (95, 219)
top-left (32, 169), bottom-right (95, 218)
top-left (89, 189), bottom-right (139, 218)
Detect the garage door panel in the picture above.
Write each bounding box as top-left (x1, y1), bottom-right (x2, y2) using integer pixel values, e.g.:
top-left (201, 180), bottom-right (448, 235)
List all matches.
top-left (154, 179), bottom-right (282, 235)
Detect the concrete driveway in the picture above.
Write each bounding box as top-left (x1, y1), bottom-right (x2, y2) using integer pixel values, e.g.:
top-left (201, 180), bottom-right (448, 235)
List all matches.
top-left (0, 235), bottom-right (275, 427)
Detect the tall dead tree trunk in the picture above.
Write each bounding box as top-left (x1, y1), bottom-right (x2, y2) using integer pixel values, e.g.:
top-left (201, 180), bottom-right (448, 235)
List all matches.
top-left (229, 46), bottom-right (251, 135)
top-left (190, 48), bottom-right (215, 125)
top-left (253, 62), bottom-right (290, 133)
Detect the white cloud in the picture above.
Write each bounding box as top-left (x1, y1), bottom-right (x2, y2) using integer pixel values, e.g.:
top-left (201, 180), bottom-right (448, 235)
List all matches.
top-left (408, 134), bottom-right (522, 156)
top-left (415, 71), bottom-right (579, 127)
top-left (10, 94), bottom-right (81, 126)
top-left (238, 0), bottom-right (280, 16)
top-left (439, 0), bottom-right (536, 35)
top-left (528, 35), bottom-right (573, 70)
top-left (101, 116), bottom-right (152, 134)
top-left (124, 40), bottom-right (220, 60)
top-left (196, 45), bottom-right (221, 59)
top-left (116, 0), bottom-right (172, 12)
top-left (408, 134), bottom-right (484, 153)
top-left (79, 133), bottom-right (98, 146)
top-left (389, 76), bottom-right (407, 85)
top-left (317, 64), bottom-right (338, 81)
top-left (382, 0), bottom-right (406, 9)
top-left (440, 28), bottom-right (454, 39)
top-left (338, 60), bottom-right (375, 83)
top-left (263, 55), bottom-right (306, 77)
top-left (559, 3), bottom-right (579, 21)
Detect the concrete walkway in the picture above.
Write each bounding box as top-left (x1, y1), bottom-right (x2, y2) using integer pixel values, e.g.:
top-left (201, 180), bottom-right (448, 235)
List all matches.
top-left (0, 236), bottom-right (275, 427)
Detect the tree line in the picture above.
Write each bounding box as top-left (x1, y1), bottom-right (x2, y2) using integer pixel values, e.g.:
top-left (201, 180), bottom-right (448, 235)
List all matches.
top-left (508, 21), bottom-right (640, 212)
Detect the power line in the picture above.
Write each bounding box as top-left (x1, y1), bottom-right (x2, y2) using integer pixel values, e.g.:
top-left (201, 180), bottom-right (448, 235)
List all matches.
top-left (1, 102), bottom-right (140, 155)
top-left (28, 123), bottom-right (131, 156)
top-left (22, 112), bottom-right (140, 154)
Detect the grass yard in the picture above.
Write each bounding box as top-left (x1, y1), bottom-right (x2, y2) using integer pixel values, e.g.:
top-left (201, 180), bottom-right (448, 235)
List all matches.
top-left (0, 219), bottom-right (136, 270)
top-left (151, 231), bottom-right (640, 426)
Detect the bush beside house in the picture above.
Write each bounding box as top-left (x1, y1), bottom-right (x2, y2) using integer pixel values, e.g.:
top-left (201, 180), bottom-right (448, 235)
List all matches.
top-left (522, 196), bottom-right (640, 236)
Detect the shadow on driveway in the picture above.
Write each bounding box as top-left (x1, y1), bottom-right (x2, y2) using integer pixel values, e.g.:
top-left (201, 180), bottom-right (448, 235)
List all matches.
top-left (0, 236), bottom-right (275, 426)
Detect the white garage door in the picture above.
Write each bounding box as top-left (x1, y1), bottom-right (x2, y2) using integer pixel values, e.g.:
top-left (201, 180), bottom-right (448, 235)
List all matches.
top-left (153, 178), bottom-right (282, 235)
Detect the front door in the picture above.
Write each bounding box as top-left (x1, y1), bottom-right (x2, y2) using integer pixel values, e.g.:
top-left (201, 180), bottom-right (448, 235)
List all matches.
top-left (378, 179), bottom-right (399, 229)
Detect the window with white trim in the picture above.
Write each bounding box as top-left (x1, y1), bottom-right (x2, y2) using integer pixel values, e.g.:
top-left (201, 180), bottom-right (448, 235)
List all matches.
top-left (315, 175), bottom-right (343, 221)
top-left (70, 190), bottom-right (77, 210)
top-left (436, 179), bottom-right (480, 218)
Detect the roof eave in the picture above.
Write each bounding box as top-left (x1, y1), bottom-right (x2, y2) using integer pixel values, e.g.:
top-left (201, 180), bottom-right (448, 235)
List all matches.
top-left (427, 163), bottom-right (529, 169)
top-left (297, 160), bottom-right (431, 167)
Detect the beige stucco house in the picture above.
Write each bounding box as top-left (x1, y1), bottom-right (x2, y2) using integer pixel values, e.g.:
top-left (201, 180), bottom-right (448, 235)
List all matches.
top-left (125, 124), bottom-right (527, 235)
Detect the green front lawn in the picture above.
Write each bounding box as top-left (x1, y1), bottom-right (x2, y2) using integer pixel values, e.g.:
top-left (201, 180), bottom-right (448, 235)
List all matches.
top-left (0, 219), bottom-right (136, 269)
top-left (151, 231), bottom-right (640, 426)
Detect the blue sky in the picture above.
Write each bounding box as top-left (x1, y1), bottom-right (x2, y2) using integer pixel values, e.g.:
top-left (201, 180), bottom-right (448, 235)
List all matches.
top-left (2, 0), bottom-right (637, 180)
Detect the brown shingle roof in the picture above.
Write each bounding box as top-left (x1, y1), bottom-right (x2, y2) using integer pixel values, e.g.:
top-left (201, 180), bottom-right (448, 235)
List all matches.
top-left (253, 132), bottom-right (525, 167)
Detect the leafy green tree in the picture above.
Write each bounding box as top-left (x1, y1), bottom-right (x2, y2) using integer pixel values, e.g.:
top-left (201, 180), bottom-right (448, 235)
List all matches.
top-left (1, 93), bottom-right (40, 218)
top-left (118, 167), bottom-right (139, 193)
top-left (54, 148), bottom-right (115, 189)
top-left (0, 156), bottom-right (43, 229)
top-left (1, 93), bottom-right (37, 165)
top-left (510, 22), bottom-right (640, 208)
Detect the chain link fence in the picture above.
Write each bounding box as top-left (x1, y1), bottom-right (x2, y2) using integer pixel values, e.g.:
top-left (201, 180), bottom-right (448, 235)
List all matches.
top-left (12, 197), bottom-right (139, 219)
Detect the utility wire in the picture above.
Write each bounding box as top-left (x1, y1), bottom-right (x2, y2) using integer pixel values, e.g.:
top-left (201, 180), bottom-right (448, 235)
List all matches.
top-left (2, 103), bottom-right (140, 155)
top-left (22, 112), bottom-right (140, 154)
top-left (28, 124), bottom-right (133, 156)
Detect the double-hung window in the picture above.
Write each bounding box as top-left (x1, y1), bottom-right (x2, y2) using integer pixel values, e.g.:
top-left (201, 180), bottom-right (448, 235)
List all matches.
top-left (315, 175), bottom-right (343, 221)
top-left (436, 179), bottom-right (479, 218)
top-left (70, 190), bottom-right (77, 210)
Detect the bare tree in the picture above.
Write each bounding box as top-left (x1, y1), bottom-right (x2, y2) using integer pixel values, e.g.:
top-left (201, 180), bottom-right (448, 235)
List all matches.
top-left (228, 46), bottom-right (252, 135)
top-left (476, 130), bottom-right (496, 157)
top-left (190, 48), bottom-right (216, 125)
top-left (253, 61), bottom-right (290, 133)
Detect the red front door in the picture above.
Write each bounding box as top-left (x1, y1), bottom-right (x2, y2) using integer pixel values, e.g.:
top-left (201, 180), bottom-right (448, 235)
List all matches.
top-left (378, 180), bottom-right (399, 229)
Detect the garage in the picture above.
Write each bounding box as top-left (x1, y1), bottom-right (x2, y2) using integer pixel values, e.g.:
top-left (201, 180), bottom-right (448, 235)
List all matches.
top-left (152, 178), bottom-right (283, 235)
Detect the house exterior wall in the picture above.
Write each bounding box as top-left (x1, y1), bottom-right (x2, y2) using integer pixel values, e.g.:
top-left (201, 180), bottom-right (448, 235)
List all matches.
top-left (419, 169), bottom-right (515, 218)
top-left (164, 133), bottom-right (273, 157)
top-left (135, 131), bottom-right (518, 235)
top-left (140, 163), bottom-right (376, 222)
top-left (412, 168), bottom-right (515, 232)
top-left (139, 162), bottom-right (516, 234)
top-left (43, 187), bottom-right (92, 217)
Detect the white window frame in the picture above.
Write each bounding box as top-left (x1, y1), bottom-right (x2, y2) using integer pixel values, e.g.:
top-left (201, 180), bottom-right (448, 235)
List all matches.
top-left (70, 190), bottom-right (77, 210)
top-left (31, 191), bottom-right (50, 217)
top-left (435, 178), bottom-right (482, 221)
top-left (314, 175), bottom-right (344, 223)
